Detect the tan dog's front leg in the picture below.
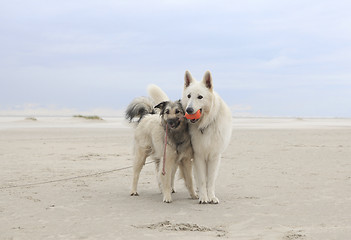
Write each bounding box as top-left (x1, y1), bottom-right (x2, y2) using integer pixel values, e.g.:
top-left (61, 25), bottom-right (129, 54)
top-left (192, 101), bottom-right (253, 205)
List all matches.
top-left (179, 158), bottom-right (198, 199)
top-left (160, 153), bottom-right (176, 203)
top-left (171, 165), bottom-right (177, 194)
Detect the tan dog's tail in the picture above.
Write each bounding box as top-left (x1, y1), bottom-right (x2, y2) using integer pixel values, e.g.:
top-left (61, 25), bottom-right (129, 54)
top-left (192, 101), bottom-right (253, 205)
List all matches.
top-left (125, 97), bottom-right (154, 124)
top-left (147, 84), bottom-right (169, 105)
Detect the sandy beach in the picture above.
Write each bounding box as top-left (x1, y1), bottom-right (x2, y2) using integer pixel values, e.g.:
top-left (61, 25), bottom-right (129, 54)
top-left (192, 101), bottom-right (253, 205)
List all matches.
top-left (1, 117), bottom-right (350, 240)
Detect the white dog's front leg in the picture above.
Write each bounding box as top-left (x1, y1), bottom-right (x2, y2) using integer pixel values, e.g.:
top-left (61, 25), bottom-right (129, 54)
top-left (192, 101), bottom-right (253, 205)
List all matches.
top-left (194, 156), bottom-right (209, 204)
top-left (207, 155), bottom-right (221, 204)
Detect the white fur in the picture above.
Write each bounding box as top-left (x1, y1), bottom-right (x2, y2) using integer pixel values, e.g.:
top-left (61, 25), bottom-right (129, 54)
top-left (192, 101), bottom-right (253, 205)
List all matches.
top-left (148, 84), bottom-right (169, 104)
top-left (182, 70), bottom-right (232, 204)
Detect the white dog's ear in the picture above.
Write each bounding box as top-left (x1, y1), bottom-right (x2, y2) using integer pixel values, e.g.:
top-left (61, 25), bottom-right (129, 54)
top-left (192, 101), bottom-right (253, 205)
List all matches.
top-left (202, 70), bottom-right (213, 91)
top-left (184, 70), bottom-right (193, 89)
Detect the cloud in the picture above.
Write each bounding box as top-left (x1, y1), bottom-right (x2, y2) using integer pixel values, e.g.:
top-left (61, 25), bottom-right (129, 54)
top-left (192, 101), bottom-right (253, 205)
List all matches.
top-left (230, 104), bottom-right (256, 117)
top-left (230, 104), bottom-right (252, 112)
top-left (261, 56), bottom-right (298, 69)
top-left (1, 0), bottom-right (351, 117)
top-left (0, 103), bottom-right (124, 117)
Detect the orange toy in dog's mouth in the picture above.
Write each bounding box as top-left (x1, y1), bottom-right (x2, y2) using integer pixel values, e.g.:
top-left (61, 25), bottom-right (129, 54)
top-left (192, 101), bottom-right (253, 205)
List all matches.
top-left (185, 109), bottom-right (201, 120)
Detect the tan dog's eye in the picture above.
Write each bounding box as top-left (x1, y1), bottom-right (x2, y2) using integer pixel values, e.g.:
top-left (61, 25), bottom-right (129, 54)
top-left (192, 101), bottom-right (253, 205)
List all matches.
top-left (165, 110), bottom-right (170, 114)
top-left (175, 109), bottom-right (180, 114)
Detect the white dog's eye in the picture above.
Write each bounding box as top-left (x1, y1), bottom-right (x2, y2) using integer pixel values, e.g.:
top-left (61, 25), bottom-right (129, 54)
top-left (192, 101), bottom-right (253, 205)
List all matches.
top-left (187, 94), bottom-right (191, 98)
top-left (198, 95), bottom-right (203, 99)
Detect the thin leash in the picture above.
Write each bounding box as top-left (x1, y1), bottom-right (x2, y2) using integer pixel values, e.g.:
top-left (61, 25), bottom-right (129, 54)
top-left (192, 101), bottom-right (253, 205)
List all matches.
top-left (0, 160), bottom-right (155, 190)
top-left (162, 123), bottom-right (168, 175)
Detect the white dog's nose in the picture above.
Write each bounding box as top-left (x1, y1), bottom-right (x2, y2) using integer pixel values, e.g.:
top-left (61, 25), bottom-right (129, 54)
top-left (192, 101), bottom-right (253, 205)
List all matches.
top-left (186, 107), bottom-right (194, 114)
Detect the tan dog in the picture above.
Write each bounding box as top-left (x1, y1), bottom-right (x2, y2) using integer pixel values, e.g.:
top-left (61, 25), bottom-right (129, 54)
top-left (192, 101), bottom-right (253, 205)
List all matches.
top-left (125, 96), bottom-right (197, 203)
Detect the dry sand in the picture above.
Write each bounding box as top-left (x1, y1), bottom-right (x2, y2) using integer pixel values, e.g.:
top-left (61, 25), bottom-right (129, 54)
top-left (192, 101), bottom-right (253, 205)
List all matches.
top-left (1, 117), bottom-right (351, 240)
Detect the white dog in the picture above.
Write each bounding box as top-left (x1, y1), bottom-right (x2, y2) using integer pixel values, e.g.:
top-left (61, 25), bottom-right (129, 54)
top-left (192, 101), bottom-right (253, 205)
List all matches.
top-left (181, 70), bottom-right (232, 204)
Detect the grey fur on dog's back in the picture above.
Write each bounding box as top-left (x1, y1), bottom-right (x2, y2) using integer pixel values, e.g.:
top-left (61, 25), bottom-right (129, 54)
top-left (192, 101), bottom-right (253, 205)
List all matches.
top-left (125, 97), bottom-right (155, 123)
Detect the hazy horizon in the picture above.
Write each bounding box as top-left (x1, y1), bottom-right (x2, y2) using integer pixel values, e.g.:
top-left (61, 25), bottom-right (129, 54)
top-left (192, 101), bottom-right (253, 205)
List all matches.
top-left (1, 1), bottom-right (351, 118)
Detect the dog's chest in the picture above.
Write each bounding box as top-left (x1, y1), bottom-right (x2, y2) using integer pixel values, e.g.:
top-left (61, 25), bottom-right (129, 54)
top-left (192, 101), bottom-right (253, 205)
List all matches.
top-left (168, 135), bottom-right (188, 151)
top-left (189, 125), bottom-right (220, 152)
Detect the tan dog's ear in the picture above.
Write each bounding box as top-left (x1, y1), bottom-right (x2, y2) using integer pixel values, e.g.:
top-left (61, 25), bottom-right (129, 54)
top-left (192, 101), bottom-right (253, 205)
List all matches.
top-left (202, 70), bottom-right (213, 92)
top-left (154, 101), bottom-right (168, 112)
top-left (184, 70), bottom-right (194, 88)
top-left (176, 100), bottom-right (185, 115)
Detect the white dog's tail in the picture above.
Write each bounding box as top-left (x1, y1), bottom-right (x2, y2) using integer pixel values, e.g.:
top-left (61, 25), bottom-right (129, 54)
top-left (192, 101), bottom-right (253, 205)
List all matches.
top-left (147, 84), bottom-right (169, 105)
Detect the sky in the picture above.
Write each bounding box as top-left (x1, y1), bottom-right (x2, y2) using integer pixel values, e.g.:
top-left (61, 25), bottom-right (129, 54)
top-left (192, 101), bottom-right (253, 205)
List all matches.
top-left (1, 0), bottom-right (351, 117)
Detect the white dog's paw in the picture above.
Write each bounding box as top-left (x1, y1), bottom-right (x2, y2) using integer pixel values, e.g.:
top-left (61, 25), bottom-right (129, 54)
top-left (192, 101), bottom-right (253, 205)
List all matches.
top-left (209, 196), bottom-right (219, 204)
top-left (163, 194), bottom-right (172, 203)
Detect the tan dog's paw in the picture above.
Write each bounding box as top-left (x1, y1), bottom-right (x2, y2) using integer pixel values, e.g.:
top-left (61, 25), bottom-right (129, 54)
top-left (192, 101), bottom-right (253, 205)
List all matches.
top-left (190, 192), bottom-right (199, 200)
top-left (198, 195), bottom-right (209, 204)
top-left (130, 191), bottom-right (139, 196)
top-left (163, 198), bottom-right (172, 203)
top-left (163, 195), bottom-right (172, 203)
